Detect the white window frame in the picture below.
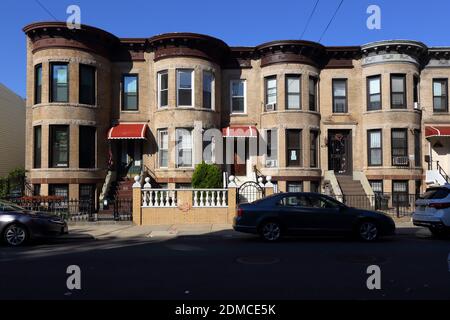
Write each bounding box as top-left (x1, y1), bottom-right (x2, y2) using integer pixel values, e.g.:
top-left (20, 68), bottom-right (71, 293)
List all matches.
top-left (175, 128), bottom-right (194, 168)
top-left (176, 69), bottom-right (194, 107)
top-left (157, 70), bottom-right (168, 108)
top-left (158, 129), bottom-right (169, 168)
top-left (203, 70), bottom-right (215, 110)
top-left (230, 79), bottom-right (247, 114)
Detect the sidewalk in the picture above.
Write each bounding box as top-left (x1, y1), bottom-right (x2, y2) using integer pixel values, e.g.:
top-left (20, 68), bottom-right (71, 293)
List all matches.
top-left (64, 220), bottom-right (416, 241)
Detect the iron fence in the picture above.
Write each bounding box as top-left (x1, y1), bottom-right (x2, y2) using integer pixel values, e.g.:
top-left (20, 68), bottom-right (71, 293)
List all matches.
top-left (333, 193), bottom-right (420, 218)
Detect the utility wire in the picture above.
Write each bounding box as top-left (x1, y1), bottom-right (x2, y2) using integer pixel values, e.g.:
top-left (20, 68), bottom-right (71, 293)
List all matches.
top-left (34, 0), bottom-right (59, 21)
top-left (318, 0), bottom-right (344, 42)
top-left (300, 0), bottom-right (320, 39)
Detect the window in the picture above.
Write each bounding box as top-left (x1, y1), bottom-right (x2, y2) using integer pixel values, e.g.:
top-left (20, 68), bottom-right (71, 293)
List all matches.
top-left (34, 64), bottom-right (42, 104)
top-left (49, 184), bottom-right (68, 198)
top-left (158, 129), bottom-right (168, 168)
top-left (391, 74), bottom-right (406, 109)
top-left (310, 130), bottom-right (318, 168)
top-left (203, 136), bottom-right (215, 164)
top-left (287, 182), bottom-right (303, 193)
top-left (369, 180), bottom-right (383, 195)
top-left (413, 76), bottom-right (419, 104)
top-left (79, 126), bottom-right (96, 168)
top-left (286, 129), bottom-right (302, 167)
top-left (79, 64), bottom-right (96, 105)
top-left (265, 76), bottom-right (277, 110)
top-left (415, 180), bottom-right (422, 199)
top-left (309, 77), bottom-right (317, 111)
top-left (392, 181), bottom-right (409, 206)
top-left (332, 79), bottom-right (347, 113)
top-left (433, 79), bottom-right (448, 112)
top-left (176, 129), bottom-right (193, 167)
top-left (50, 125), bottom-right (69, 168)
top-left (391, 129), bottom-right (408, 166)
top-left (122, 74), bottom-right (138, 110)
top-left (265, 129), bottom-right (278, 167)
top-left (203, 71), bottom-right (214, 109)
top-left (286, 75), bottom-right (301, 109)
top-left (33, 126), bottom-right (41, 169)
top-left (367, 75), bottom-right (381, 110)
top-left (367, 130), bottom-right (382, 166)
top-left (177, 69), bottom-right (194, 106)
top-left (231, 80), bottom-right (246, 113)
top-left (158, 70), bottom-right (168, 108)
top-left (33, 184), bottom-right (41, 197)
top-left (414, 129), bottom-right (421, 167)
top-left (50, 63), bottom-right (69, 102)
top-left (310, 181), bottom-right (320, 193)
top-left (79, 184), bottom-right (95, 201)
top-left (176, 183), bottom-right (192, 189)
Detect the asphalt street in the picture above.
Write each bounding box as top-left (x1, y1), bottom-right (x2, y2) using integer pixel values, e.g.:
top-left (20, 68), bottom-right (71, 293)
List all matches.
top-left (0, 227), bottom-right (449, 300)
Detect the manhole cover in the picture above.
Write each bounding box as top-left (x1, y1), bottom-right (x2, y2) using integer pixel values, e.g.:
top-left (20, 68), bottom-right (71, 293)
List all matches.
top-left (236, 257), bottom-right (280, 265)
top-left (336, 254), bottom-right (387, 264)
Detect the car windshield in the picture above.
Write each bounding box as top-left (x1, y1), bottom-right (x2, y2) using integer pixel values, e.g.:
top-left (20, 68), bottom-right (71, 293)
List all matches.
top-left (420, 188), bottom-right (450, 200)
top-left (0, 200), bottom-right (25, 212)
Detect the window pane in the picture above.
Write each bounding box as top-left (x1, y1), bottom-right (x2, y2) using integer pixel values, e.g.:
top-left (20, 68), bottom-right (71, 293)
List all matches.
top-left (178, 89), bottom-right (192, 106)
top-left (203, 71), bottom-right (213, 109)
top-left (434, 82), bottom-right (443, 96)
top-left (266, 77), bottom-right (277, 105)
top-left (392, 76), bottom-right (404, 92)
top-left (123, 75), bottom-right (138, 110)
top-left (232, 81), bottom-right (244, 97)
top-left (124, 76), bottom-right (137, 93)
top-left (79, 65), bottom-right (96, 105)
top-left (288, 95), bottom-right (300, 109)
top-left (50, 185), bottom-right (68, 198)
top-left (160, 72), bottom-right (168, 90)
top-left (158, 71), bottom-right (168, 107)
top-left (369, 77), bottom-right (380, 94)
top-left (52, 64), bottom-right (68, 102)
top-left (232, 97), bottom-right (244, 112)
top-left (370, 180), bottom-right (383, 193)
top-left (178, 70), bottom-right (192, 89)
top-left (333, 80), bottom-right (346, 96)
top-left (50, 126), bottom-right (69, 168)
top-left (34, 126), bottom-right (41, 168)
top-left (287, 182), bottom-right (303, 193)
top-left (176, 129), bottom-right (193, 167)
top-left (79, 126), bottom-right (96, 168)
top-left (371, 149), bottom-right (382, 165)
top-left (159, 130), bottom-right (168, 168)
top-left (370, 131), bottom-right (381, 148)
top-left (35, 65), bottom-right (42, 104)
top-left (287, 77), bottom-right (300, 93)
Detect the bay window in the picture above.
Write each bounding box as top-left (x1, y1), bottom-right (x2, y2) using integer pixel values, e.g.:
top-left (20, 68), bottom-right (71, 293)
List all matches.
top-left (158, 70), bottom-right (168, 108)
top-left (286, 75), bottom-right (301, 109)
top-left (203, 71), bottom-right (214, 109)
top-left (286, 129), bottom-right (302, 167)
top-left (50, 63), bottom-right (69, 103)
top-left (265, 76), bottom-right (277, 111)
top-left (391, 74), bottom-right (406, 109)
top-left (176, 128), bottom-right (193, 168)
top-left (177, 69), bottom-right (194, 106)
top-left (50, 125), bottom-right (69, 168)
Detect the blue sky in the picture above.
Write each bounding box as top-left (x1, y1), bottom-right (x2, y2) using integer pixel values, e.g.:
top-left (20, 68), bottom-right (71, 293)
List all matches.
top-left (0, 0), bottom-right (449, 98)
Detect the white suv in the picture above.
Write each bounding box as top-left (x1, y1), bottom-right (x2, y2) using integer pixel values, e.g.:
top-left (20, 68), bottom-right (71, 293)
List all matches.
top-left (413, 185), bottom-right (450, 237)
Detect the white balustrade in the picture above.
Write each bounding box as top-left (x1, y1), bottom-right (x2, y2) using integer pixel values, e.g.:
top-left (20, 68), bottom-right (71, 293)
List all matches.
top-left (193, 189), bottom-right (228, 208)
top-left (142, 189), bottom-right (177, 208)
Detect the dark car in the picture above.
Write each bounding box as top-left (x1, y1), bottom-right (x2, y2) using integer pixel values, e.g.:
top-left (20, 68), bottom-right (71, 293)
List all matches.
top-left (0, 200), bottom-right (68, 246)
top-left (233, 193), bottom-right (396, 242)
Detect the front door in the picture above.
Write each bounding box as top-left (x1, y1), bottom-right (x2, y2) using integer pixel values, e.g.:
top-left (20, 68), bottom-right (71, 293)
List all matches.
top-left (233, 138), bottom-right (247, 176)
top-left (328, 130), bottom-right (352, 175)
top-left (116, 140), bottom-right (142, 177)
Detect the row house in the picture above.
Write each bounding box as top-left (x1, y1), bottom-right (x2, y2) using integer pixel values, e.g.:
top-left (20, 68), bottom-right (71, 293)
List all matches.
top-left (23, 22), bottom-right (450, 205)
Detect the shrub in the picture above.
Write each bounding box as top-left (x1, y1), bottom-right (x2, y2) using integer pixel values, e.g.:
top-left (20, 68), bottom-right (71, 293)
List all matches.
top-left (192, 162), bottom-right (222, 189)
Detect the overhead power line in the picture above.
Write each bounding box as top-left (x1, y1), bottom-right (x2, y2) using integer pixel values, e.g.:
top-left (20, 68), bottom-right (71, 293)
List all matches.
top-left (300, 0), bottom-right (320, 39)
top-left (34, 0), bottom-right (59, 21)
top-left (318, 0), bottom-right (344, 42)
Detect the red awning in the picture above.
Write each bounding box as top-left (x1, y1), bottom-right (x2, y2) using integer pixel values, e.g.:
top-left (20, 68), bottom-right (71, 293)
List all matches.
top-left (222, 126), bottom-right (258, 138)
top-left (108, 123), bottom-right (148, 140)
top-left (425, 126), bottom-right (450, 138)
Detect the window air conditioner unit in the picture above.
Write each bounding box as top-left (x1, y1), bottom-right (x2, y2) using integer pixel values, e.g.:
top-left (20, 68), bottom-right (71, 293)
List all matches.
top-left (266, 103), bottom-right (276, 111)
top-left (266, 159), bottom-right (278, 168)
top-left (393, 156), bottom-right (409, 166)
top-left (414, 102), bottom-right (421, 110)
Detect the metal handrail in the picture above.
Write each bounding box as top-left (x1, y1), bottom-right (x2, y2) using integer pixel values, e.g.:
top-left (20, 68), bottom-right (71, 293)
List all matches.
top-left (436, 161), bottom-right (450, 183)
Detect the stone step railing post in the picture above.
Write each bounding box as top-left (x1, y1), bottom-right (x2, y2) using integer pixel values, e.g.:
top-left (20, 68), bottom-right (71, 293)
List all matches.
top-left (227, 175), bottom-right (238, 223)
top-left (132, 175), bottom-right (142, 225)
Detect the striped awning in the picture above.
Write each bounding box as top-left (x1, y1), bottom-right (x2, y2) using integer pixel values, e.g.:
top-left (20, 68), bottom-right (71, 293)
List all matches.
top-left (222, 126), bottom-right (258, 138)
top-left (108, 123), bottom-right (148, 140)
top-left (425, 126), bottom-right (450, 138)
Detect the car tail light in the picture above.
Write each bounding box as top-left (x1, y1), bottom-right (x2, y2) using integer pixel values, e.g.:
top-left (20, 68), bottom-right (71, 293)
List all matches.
top-left (237, 207), bottom-right (244, 217)
top-left (429, 202), bottom-right (450, 209)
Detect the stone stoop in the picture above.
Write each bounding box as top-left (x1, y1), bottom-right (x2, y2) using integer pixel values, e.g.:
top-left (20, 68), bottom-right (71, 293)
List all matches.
top-left (336, 175), bottom-right (370, 208)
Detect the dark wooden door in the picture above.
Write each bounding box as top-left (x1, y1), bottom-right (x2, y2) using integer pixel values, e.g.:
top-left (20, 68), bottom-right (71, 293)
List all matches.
top-left (328, 130), bottom-right (352, 175)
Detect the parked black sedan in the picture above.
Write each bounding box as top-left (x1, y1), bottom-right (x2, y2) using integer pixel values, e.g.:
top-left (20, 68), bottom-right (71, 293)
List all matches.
top-left (233, 193), bottom-right (396, 242)
top-left (0, 200), bottom-right (68, 246)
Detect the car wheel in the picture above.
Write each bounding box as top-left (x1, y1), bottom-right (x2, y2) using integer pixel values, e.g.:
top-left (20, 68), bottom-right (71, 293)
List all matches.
top-left (260, 221), bottom-right (282, 242)
top-left (357, 221), bottom-right (379, 242)
top-left (3, 224), bottom-right (28, 246)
